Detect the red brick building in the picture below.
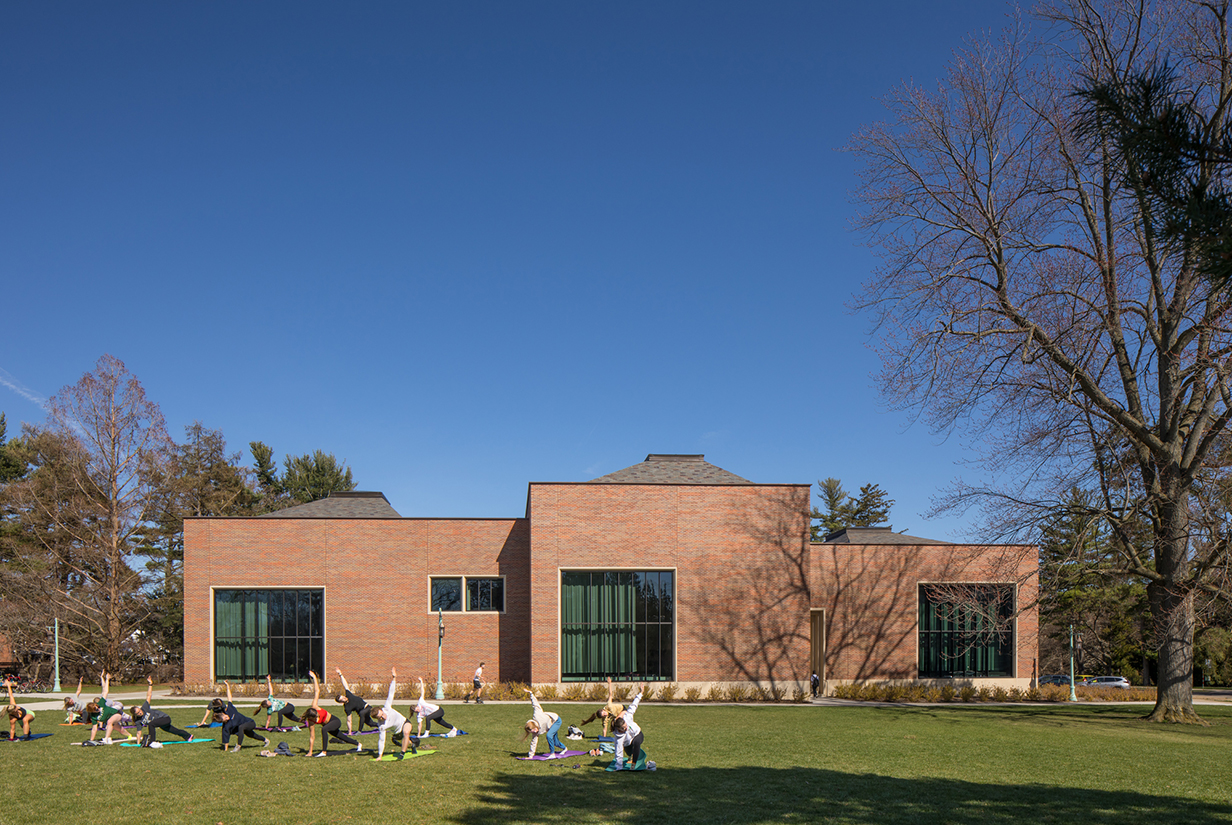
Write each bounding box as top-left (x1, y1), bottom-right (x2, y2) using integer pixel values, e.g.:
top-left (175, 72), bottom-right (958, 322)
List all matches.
top-left (183, 454), bottom-right (1038, 691)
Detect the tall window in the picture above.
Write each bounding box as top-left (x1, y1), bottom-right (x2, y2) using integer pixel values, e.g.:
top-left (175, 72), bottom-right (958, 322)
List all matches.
top-left (215, 589), bottom-right (323, 682)
top-left (918, 584), bottom-right (1014, 678)
top-left (560, 570), bottom-right (674, 681)
top-left (430, 577), bottom-right (504, 612)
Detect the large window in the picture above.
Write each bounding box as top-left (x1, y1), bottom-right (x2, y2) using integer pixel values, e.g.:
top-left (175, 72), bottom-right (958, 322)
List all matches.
top-left (215, 589), bottom-right (324, 682)
top-left (560, 570), bottom-right (674, 681)
top-left (431, 577), bottom-right (504, 612)
top-left (918, 584), bottom-right (1014, 678)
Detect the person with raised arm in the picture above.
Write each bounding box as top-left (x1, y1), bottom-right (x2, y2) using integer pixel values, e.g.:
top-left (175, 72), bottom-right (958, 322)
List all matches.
top-left (413, 677), bottom-right (458, 738)
top-left (5, 679), bottom-right (35, 740)
top-left (88, 672), bottom-right (128, 744)
top-left (577, 676), bottom-right (625, 738)
top-left (131, 675), bottom-right (192, 748)
top-left (521, 686), bottom-right (565, 759)
top-left (333, 668), bottom-right (378, 735)
top-left (62, 677), bottom-right (88, 724)
top-left (370, 667), bottom-right (420, 760)
top-left (302, 670), bottom-right (360, 757)
top-left (214, 680), bottom-right (269, 753)
top-left (257, 674), bottom-right (302, 730)
top-left (611, 690), bottom-right (645, 770)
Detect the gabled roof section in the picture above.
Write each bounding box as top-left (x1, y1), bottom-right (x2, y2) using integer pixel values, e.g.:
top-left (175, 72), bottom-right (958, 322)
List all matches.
top-left (820, 526), bottom-right (952, 545)
top-left (588, 454), bottom-right (752, 485)
top-left (258, 491), bottom-right (401, 519)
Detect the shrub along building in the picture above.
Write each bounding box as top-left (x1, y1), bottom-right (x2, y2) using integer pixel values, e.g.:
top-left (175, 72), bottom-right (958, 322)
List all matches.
top-left (183, 454), bottom-right (1038, 692)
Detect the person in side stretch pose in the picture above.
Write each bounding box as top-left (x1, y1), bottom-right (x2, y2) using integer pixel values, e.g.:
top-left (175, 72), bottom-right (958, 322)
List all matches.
top-left (215, 681), bottom-right (269, 753)
top-left (5, 679), bottom-right (35, 740)
top-left (577, 676), bottom-right (624, 738)
top-left (413, 677), bottom-right (458, 738)
top-left (131, 675), bottom-right (192, 747)
top-left (334, 668), bottom-right (378, 734)
top-left (88, 672), bottom-right (129, 744)
top-left (370, 667), bottom-right (420, 760)
top-left (258, 674), bottom-right (302, 730)
top-left (611, 690), bottom-right (645, 770)
top-left (463, 662), bottom-right (485, 704)
top-left (63, 677), bottom-right (89, 724)
top-left (302, 671), bottom-right (360, 757)
top-left (521, 686), bottom-right (564, 759)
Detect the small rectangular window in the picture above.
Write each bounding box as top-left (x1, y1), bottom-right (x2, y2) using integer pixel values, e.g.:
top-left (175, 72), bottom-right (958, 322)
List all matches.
top-left (467, 578), bottom-right (504, 612)
top-left (431, 578), bottom-right (463, 611)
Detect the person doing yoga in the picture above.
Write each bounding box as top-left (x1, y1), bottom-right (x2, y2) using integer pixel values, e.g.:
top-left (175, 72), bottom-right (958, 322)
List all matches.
top-left (302, 670), bottom-right (360, 757)
top-left (611, 690), bottom-right (646, 770)
top-left (371, 667), bottom-right (420, 760)
top-left (521, 687), bottom-right (565, 759)
top-left (258, 674), bottom-right (302, 730)
top-left (88, 672), bottom-right (129, 744)
top-left (215, 681), bottom-right (269, 753)
top-left (63, 677), bottom-right (89, 724)
top-left (131, 675), bottom-right (192, 748)
top-left (413, 677), bottom-right (458, 738)
top-left (577, 676), bottom-right (625, 738)
top-left (334, 668), bottom-right (378, 734)
top-left (5, 679), bottom-right (35, 740)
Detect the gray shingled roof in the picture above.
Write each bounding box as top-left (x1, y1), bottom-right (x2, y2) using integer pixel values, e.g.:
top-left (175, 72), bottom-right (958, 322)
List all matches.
top-left (820, 526), bottom-right (952, 545)
top-left (259, 491), bottom-right (401, 518)
top-left (588, 454), bottom-right (752, 485)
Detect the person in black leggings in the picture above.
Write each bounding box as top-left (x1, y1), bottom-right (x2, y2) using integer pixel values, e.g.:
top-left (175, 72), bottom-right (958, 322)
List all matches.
top-left (216, 681), bottom-right (269, 753)
top-left (131, 676), bottom-right (193, 747)
top-left (259, 674), bottom-right (303, 730)
top-left (303, 671), bottom-right (359, 757)
top-left (333, 668), bottom-right (378, 734)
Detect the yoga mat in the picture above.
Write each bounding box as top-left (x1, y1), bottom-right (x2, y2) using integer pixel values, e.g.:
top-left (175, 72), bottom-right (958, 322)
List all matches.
top-left (188, 722), bottom-right (222, 728)
top-left (519, 749), bottom-right (589, 761)
top-left (71, 736), bottom-right (138, 746)
top-left (120, 738), bottom-right (214, 747)
top-left (373, 749), bottom-right (437, 762)
top-left (1, 733), bottom-right (52, 742)
top-left (605, 751), bottom-right (654, 772)
top-left (412, 729), bottom-right (467, 738)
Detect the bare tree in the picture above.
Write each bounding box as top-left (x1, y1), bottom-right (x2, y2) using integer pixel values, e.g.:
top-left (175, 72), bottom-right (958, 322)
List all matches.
top-left (850, 1), bottom-right (1232, 722)
top-left (2, 355), bottom-right (172, 674)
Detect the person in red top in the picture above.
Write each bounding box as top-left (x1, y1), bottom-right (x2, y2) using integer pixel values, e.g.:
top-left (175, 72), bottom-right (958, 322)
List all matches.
top-left (302, 671), bottom-right (360, 757)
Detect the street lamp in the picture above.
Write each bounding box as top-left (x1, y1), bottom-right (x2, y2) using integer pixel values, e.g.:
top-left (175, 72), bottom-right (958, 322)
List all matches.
top-left (46, 619), bottom-right (61, 693)
top-left (1068, 624), bottom-right (1078, 703)
top-left (435, 608), bottom-right (445, 701)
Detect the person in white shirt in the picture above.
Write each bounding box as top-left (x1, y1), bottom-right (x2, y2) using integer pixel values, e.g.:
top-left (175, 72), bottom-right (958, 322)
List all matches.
top-left (611, 691), bottom-right (644, 770)
top-left (370, 667), bottom-right (420, 760)
top-left (521, 687), bottom-right (565, 759)
top-left (413, 677), bottom-right (458, 738)
top-left (463, 662), bottom-right (485, 704)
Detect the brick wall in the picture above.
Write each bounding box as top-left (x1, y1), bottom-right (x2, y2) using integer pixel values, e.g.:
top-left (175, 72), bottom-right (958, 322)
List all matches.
top-left (183, 517), bottom-right (530, 684)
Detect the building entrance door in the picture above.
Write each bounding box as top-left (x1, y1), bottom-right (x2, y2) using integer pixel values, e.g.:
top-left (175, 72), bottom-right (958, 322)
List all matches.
top-left (810, 608), bottom-right (825, 694)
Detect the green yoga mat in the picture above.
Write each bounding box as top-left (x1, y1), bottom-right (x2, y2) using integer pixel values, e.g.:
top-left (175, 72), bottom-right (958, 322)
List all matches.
top-left (374, 749), bottom-right (438, 762)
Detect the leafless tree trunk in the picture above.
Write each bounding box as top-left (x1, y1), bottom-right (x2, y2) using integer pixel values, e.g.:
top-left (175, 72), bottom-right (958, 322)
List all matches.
top-left (850, 0), bottom-right (1232, 722)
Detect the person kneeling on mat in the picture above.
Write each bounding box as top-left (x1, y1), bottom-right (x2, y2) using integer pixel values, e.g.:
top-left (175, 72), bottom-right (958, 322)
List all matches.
top-left (303, 671), bottom-right (360, 757)
top-left (215, 681), bottom-right (269, 753)
top-left (371, 666), bottom-right (419, 760)
top-left (132, 675), bottom-right (192, 748)
top-left (611, 690), bottom-right (644, 770)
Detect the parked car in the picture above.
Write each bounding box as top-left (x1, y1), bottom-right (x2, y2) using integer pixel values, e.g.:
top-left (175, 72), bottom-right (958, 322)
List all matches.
top-left (1039, 674), bottom-right (1071, 686)
top-left (1081, 676), bottom-right (1131, 689)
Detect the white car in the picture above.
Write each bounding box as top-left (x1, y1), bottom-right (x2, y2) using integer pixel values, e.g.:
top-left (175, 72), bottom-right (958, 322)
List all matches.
top-left (1081, 676), bottom-right (1131, 689)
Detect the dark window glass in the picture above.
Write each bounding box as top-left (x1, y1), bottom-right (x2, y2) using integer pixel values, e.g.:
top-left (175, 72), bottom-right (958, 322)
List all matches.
top-left (466, 578), bottom-right (504, 612)
top-left (214, 589), bottom-right (323, 682)
top-left (560, 570), bottom-right (675, 681)
top-left (917, 584), bottom-right (1014, 678)
top-left (432, 578), bottom-right (462, 612)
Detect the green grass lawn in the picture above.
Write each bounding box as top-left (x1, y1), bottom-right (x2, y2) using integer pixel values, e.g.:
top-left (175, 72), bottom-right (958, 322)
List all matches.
top-left (4, 700), bottom-right (1232, 825)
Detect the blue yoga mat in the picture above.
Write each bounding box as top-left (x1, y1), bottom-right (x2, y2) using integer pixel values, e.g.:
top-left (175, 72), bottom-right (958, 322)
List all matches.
top-left (1, 733), bottom-right (52, 742)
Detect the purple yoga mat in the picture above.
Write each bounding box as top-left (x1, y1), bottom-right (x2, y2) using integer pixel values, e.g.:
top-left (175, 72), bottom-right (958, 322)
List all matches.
top-left (519, 749), bottom-right (589, 761)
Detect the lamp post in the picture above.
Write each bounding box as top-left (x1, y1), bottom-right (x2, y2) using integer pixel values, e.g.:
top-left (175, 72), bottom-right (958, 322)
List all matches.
top-left (435, 608), bottom-right (445, 701)
top-left (1068, 624), bottom-right (1078, 703)
top-left (53, 618), bottom-right (61, 693)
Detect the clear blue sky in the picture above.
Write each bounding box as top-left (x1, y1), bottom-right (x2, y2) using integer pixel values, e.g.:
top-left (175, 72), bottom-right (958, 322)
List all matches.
top-left (1, 1), bottom-right (1017, 539)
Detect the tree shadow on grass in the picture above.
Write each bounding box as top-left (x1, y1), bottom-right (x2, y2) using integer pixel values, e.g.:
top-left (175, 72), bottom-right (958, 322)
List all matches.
top-left (450, 764), bottom-right (1232, 825)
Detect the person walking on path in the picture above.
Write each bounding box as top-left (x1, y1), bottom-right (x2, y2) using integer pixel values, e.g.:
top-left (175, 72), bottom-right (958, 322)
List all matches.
top-left (371, 667), bottom-right (420, 760)
top-left (132, 676), bottom-right (193, 747)
top-left (413, 677), bottom-right (458, 738)
top-left (810, 672), bottom-right (820, 698)
top-left (521, 687), bottom-right (565, 759)
top-left (463, 662), bottom-right (485, 704)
